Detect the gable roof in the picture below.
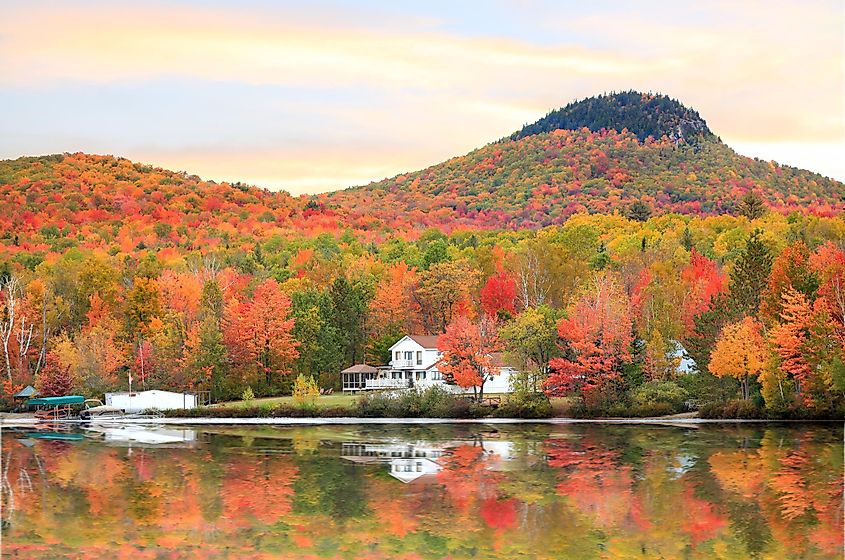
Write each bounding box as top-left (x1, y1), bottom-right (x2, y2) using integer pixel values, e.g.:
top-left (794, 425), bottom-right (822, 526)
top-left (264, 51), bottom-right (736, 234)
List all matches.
top-left (13, 385), bottom-right (37, 398)
top-left (407, 335), bottom-right (441, 349)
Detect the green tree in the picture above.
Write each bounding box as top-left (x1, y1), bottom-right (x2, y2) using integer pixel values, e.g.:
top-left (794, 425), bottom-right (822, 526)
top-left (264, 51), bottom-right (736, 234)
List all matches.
top-left (737, 191), bottom-right (767, 220)
top-left (329, 277), bottom-right (370, 367)
top-left (500, 305), bottom-right (562, 391)
top-left (728, 229), bottom-right (773, 317)
top-left (627, 201), bottom-right (652, 222)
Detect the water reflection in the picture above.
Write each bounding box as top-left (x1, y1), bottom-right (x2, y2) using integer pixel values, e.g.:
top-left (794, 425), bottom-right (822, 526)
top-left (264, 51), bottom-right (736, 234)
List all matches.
top-left (0, 423), bottom-right (842, 559)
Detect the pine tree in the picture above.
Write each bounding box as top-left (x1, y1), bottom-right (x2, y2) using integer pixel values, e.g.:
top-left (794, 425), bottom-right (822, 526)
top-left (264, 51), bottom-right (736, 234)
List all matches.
top-left (628, 201), bottom-right (652, 222)
top-left (681, 227), bottom-right (694, 251)
top-left (728, 229), bottom-right (773, 317)
top-left (737, 191), bottom-right (767, 220)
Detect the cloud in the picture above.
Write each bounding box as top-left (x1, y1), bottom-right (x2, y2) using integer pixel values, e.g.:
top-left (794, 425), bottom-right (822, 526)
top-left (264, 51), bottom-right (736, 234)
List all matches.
top-left (0, 0), bottom-right (842, 190)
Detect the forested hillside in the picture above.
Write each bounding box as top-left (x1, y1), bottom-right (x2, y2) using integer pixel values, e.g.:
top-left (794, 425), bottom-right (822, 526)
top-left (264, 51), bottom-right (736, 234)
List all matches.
top-left (326, 129), bottom-right (843, 230)
top-left (1, 92), bottom-right (844, 418)
top-left (0, 153), bottom-right (341, 265)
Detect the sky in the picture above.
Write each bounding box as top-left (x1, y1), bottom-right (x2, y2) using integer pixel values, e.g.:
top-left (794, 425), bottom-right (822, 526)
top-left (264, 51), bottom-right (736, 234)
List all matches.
top-left (1, 0), bottom-right (843, 194)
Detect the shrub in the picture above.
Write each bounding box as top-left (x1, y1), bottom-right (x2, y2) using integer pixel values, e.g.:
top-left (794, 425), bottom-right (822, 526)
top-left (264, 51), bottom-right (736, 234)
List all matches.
top-left (165, 404), bottom-right (275, 418)
top-left (493, 392), bottom-right (553, 418)
top-left (631, 380), bottom-right (689, 413)
top-left (292, 374), bottom-right (319, 407)
top-left (241, 386), bottom-right (255, 403)
top-left (356, 387), bottom-right (488, 418)
top-left (699, 400), bottom-right (763, 419)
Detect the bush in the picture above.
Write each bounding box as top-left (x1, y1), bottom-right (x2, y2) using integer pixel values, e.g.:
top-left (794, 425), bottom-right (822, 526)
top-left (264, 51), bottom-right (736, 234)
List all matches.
top-left (493, 392), bottom-right (553, 418)
top-left (356, 387), bottom-right (488, 418)
top-left (241, 386), bottom-right (255, 403)
top-left (699, 400), bottom-right (845, 420)
top-left (631, 380), bottom-right (689, 413)
top-left (292, 374), bottom-right (319, 407)
top-left (699, 400), bottom-right (762, 419)
top-left (165, 404), bottom-right (275, 418)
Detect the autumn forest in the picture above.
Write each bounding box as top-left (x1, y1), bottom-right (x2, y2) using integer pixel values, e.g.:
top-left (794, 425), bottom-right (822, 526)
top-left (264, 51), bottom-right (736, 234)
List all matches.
top-left (1, 93), bottom-right (844, 418)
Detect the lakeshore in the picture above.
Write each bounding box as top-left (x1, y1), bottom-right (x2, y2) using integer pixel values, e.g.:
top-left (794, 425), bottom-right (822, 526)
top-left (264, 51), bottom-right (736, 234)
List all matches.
top-left (2, 412), bottom-right (840, 428)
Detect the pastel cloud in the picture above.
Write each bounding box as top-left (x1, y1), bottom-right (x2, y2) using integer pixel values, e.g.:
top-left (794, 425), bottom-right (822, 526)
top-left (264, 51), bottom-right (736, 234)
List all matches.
top-left (0, 0), bottom-right (842, 193)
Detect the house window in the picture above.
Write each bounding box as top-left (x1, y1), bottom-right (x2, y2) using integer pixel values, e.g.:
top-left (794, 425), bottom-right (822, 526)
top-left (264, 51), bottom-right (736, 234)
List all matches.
top-left (404, 351), bottom-right (413, 361)
top-left (421, 371), bottom-right (426, 380)
top-left (416, 351), bottom-right (422, 365)
top-left (395, 351), bottom-right (401, 361)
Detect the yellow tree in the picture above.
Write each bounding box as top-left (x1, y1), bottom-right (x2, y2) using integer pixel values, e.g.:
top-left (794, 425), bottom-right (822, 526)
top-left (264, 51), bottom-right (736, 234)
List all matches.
top-left (708, 317), bottom-right (767, 400)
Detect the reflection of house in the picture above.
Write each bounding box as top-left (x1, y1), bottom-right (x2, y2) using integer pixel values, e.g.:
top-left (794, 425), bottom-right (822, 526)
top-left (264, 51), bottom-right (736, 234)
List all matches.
top-left (341, 334), bottom-right (516, 393)
top-left (340, 442), bottom-right (446, 482)
top-left (340, 439), bottom-right (517, 483)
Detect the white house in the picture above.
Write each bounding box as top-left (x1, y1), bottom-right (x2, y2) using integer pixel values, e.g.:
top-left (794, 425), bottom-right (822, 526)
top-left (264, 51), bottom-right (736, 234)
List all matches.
top-left (105, 390), bottom-right (197, 413)
top-left (341, 334), bottom-right (516, 394)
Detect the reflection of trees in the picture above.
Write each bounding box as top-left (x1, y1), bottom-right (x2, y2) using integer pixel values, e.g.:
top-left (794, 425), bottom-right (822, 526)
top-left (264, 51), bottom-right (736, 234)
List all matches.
top-left (0, 426), bottom-right (840, 559)
top-left (293, 456), bottom-right (367, 522)
top-left (708, 428), bottom-right (844, 558)
top-left (222, 455), bottom-right (297, 526)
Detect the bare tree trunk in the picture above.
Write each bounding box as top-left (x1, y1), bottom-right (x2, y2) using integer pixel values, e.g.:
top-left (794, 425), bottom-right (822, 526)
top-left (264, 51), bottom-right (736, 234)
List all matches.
top-left (0, 278), bottom-right (21, 382)
top-left (15, 318), bottom-right (33, 377)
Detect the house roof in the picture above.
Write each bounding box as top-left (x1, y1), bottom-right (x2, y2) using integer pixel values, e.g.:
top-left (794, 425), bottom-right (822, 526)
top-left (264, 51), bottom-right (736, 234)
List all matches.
top-left (13, 385), bottom-right (37, 398)
top-left (341, 364), bottom-right (379, 374)
top-left (407, 335), bottom-right (441, 349)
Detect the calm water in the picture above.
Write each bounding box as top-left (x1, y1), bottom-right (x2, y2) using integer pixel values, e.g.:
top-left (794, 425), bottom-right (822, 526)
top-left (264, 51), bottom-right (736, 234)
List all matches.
top-left (0, 422), bottom-right (842, 559)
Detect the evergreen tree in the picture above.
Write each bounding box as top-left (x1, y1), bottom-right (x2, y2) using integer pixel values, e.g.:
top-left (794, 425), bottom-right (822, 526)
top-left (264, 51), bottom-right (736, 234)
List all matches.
top-left (737, 191), bottom-right (767, 220)
top-left (193, 316), bottom-right (228, 401)
top-left (628, 201), bottom-right (652, 222)
top-left (681, 227), bottom-right (694, 251)
top-left (728, 229), bottom-right (773, 317)
top-left (329, 277), bottom-right (370, 367)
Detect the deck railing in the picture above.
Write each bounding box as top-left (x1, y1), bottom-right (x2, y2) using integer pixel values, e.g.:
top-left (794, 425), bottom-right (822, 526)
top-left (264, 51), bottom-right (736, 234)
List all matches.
top-left (365, 378), bottom-right (411, 389)
top-left (391, 359), bottom-right (415, 369)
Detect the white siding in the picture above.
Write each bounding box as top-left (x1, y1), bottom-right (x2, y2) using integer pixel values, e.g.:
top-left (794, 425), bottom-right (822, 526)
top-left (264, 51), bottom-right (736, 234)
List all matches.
top-left (105, 390), bottom-right (196, 413)
top-left (388, 337), bottom-right (441, 370)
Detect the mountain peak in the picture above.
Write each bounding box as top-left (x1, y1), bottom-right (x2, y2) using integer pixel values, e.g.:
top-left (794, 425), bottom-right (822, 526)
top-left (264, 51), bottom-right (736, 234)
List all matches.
top-left (510, 91), bottom-right (715, 144)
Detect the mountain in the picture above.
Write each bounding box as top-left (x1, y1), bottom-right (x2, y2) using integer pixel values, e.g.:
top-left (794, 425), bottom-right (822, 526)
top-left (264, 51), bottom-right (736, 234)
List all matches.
top-left (509, 91), bottom-right (715, 144)
top-left (1, 93), bottom-right (842, 248)
top-left (323, 92), bottom-right (843, 230)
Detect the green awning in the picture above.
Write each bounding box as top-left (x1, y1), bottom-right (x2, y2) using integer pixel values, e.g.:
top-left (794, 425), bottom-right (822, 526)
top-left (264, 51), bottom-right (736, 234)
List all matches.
top-left (26, 396), bottom-right (85, 406)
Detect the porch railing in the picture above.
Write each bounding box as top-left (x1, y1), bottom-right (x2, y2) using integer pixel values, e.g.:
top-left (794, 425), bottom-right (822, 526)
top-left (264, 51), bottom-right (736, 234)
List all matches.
top-left (365, 378), bottom-right (411, 389)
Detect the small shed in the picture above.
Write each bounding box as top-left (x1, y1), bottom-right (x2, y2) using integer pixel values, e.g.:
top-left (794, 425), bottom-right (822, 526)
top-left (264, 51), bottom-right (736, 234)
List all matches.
top-left (105, 390), bottom-right (196, 413)
top-left (341, 364), bottom-right (378, 391)
top-left (13, 385), bottom-right (38, 400)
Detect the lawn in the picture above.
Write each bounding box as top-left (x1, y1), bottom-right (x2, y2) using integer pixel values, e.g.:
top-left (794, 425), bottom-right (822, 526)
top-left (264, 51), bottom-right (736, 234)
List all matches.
top-left (215, 393), bottom-right (360, 409)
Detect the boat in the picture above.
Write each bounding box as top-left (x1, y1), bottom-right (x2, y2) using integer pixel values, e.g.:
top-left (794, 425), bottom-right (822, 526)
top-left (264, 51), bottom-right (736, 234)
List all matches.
top-left (78, 398), bottom-right (125, 420)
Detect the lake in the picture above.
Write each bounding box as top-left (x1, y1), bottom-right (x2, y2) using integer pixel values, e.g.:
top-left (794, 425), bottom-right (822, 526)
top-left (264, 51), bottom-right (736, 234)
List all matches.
top-left (0, 422), bottom-right (842, 559)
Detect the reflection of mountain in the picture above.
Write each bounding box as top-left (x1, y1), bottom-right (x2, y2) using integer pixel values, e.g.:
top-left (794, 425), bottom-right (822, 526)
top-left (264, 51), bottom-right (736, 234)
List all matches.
top-left (340, 439), bottom-right (515, 483)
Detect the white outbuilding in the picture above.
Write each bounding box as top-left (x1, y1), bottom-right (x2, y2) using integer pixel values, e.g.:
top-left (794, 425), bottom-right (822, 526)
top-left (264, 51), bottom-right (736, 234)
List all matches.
top-left (105, 390), bottom-right (197, 413)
